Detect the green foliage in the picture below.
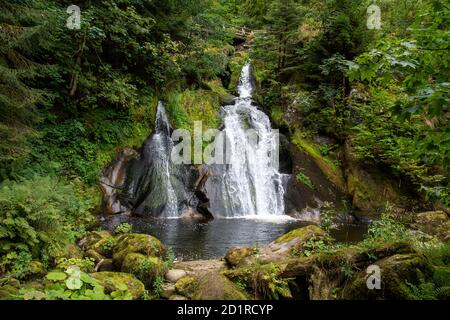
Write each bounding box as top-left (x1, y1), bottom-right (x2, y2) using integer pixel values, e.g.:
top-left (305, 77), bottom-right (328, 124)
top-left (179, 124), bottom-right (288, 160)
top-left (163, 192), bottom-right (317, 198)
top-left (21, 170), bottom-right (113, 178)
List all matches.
top-left (252, 263), bottom-right (292, 300)
top-left (114, 223), bottom-right (133, 235)
top-left (0, 176), bottom-right (94, 266)
top-left (56, 258), bottom-right (95, 273)
top-left (152, 275), bottom-right (164, 296)
top-left (21, 267), bottom-right (132, 300)
top-left (0, 251), bottom-right (32, 279)
top-left (363, 205), bottom-right (411, 245)
top-left (319, 202), bottom-right (335, 233)
top-left (295, 171), bottom-right (314, 190)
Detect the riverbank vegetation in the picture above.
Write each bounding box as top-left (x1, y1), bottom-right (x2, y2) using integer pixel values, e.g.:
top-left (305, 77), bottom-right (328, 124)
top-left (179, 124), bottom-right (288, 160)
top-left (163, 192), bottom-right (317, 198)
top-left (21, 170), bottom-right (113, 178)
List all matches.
top-left (0, 0), bottom-right (449, 300)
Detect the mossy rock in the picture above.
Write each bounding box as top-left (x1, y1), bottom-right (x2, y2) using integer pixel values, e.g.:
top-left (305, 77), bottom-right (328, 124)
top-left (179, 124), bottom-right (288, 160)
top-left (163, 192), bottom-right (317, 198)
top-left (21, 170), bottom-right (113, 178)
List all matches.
top-left (225, 247), bottom-right (257, 268)
top-left (90, 272), bottom-right (145, 300)
top-left (437, 221), bottom-right (450, 242)
top-left (258, 225), bottom-right (331, 261)
top-left (92, 236), bottom-right (117, 257)
top-left (121, 253), bottom-right (165, 288)
top-left (193, 273), bottom-right (248, 300)
top-left (23, 261), bottom-right (47, 279)
top-left (341, 253), bottom-right (432, 300)
top-left (113, 233), bottom-right (165, 269)
top-left (57, 243), bottom-right (83, 260)
top-left (0, 284), bottom-right (19, 300)
top-left (78, 230), bottom-right (112, 251)
top-left (175, 275), bottom-right (199, 299)
top-left (85, 249), bottom-right (105, 264)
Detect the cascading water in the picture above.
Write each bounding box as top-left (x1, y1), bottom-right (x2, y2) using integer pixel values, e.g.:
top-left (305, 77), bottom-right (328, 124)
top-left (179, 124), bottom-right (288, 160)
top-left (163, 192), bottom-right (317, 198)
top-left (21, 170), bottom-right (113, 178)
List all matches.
top-left (216, 64), bottom-right (288, 217)
top-left (122, 101), bottom-right (179, 217)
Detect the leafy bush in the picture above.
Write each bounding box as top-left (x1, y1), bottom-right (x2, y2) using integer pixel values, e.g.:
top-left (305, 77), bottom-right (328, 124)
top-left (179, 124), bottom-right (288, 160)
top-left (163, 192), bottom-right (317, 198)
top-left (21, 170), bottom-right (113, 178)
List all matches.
top-left (56, 258), bottom-right (96, 273)
top-left (0, 176), bottom-right (94, 266)
top-left (20, 268), bottom-right (132, 300)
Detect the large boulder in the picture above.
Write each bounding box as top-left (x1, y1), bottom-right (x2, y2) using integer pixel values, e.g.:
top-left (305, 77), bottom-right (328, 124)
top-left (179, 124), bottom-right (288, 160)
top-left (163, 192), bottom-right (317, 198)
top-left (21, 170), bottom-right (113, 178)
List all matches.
top-left (78, 230), bottom-right (112, 251)
top-left (341, 253), bottom-right (433, 300)
top-left (121, 253), bottom-right (165, 288)
top-left (174, 274), bottom-right (248, 300)
top-left (113, 233), bottom-right (165, 269)
top-left (90, 272), bottom-right (145, 300)
top-left (258, 225), bottom-right (331, 262)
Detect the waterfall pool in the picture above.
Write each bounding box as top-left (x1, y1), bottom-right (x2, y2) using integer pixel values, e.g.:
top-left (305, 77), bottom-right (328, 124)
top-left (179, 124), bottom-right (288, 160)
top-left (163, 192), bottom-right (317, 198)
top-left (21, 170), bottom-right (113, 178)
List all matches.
top-left (102, 215), bottom-right (367, 261)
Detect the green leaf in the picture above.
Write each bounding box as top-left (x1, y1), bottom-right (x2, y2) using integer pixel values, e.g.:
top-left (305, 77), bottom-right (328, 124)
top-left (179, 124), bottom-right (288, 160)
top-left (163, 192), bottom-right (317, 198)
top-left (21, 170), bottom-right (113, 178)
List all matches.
top-left (46, 271), bottom-right (67, 281)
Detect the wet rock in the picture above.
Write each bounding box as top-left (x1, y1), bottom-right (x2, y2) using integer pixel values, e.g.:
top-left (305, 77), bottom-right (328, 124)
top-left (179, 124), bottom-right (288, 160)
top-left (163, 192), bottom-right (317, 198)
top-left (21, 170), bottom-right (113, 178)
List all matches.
top-left (90, 272), bottom-right (145, 300)
top-left (225, 247), bottom-right (257, 268)
top-left (113, 233), bottom-right (165, 269)
top-left (165, 269), bottom-right (187, 283)
top-left (121, 253), bottom-right (165, 288)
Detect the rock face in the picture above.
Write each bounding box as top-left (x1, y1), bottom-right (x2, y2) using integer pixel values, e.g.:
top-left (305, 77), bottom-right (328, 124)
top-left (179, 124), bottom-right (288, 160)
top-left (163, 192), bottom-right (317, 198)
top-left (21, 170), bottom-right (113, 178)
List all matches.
top-left (91, 272), bottom-right (145, 300)
top-left (343, 140), bottom-right (409, 216)
top-left (100, 148), bottom-right (137, 215)
top-left (112, 233), bottom-right (165, 269)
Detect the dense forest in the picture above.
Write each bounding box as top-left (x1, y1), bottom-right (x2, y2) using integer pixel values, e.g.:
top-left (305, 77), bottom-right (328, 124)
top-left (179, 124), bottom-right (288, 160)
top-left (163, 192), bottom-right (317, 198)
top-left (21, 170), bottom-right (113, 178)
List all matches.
top-left (0, 0), bottom-right (449, 301)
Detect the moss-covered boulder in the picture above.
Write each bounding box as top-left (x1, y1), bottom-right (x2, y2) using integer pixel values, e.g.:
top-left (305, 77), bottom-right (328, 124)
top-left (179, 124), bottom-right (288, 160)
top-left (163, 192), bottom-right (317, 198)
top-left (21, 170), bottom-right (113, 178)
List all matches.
top-left (57, 243), bottom-right (83, 260)
top-left (175, 275), bottom-right (199, 299)
top-left (90, 272), bottom-right (145, 300)
top-left (92, 237), bottom-right (117, 257)
top-left (78, 230), bottom-right (112, 251)
top-left (86, 249), bottom-right (105, 264)
top-left (174, 273), bottom-right (248, 300)
top-left (113, 233), bottom-right (165, 269)
top-left (121, 253), bottom-right (165, 288)
top-left (23, 261), bottom-right (47, 279)
top-left (341, 253), bottom-right (433, 300)
top-left (258, 225), bottom-right (331, 262)
top-left (225, 247), bottom-right (257, 268)
top-left (0, 284), bottom-right (19, 300)
top-left (437, 221), bottom-right (450, 242)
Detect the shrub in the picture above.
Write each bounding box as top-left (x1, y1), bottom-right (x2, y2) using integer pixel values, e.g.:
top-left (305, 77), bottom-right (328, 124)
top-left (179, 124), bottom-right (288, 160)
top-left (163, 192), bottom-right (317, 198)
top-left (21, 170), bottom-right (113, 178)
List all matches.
top-left (0, 176), bottom-right (94, 267)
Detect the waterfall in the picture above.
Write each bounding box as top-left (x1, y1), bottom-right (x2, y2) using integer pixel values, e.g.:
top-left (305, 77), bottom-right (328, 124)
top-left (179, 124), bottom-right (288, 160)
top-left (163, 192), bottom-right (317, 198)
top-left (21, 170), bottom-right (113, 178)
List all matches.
top-left (217, 64), bottom-right (288, 217)
top-left (122, 101), bottom-right (179, 217)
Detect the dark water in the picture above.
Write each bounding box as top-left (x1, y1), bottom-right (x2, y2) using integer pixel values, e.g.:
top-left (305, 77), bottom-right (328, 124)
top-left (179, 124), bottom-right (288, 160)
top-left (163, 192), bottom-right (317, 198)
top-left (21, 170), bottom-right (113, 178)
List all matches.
top-left (102, 215), bottom-right (368, 260)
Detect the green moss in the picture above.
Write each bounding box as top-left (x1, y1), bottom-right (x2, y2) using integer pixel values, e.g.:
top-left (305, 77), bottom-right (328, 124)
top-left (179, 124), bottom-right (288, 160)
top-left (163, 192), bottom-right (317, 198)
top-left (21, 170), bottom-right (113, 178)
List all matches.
top-left (175, 275), bottom-right (199, 299)
top-left (165, 89), bottom-right (221, 130)
top-left (225, 247), bottom-right (257, 267)
top-left (295, 171), bottom-right (315, 190)
top-left (274, 225), bottom-right (325, 244)
top-left (90, 272), bottom-right (145, 300)
top-left (291, 130), bottom-right (346, 191)
top-left (113, 233), bottom-right (165, 269)
top-left (121, 253), bottom-right (165, 288)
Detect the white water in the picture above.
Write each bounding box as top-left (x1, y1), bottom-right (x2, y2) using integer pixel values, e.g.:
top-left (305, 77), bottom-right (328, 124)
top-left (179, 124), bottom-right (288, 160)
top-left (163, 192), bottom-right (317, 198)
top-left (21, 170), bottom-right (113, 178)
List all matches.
top-left (155, 102), bottom-right (179, 218)
top-left (220, 64), bottom-right (288, 217)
